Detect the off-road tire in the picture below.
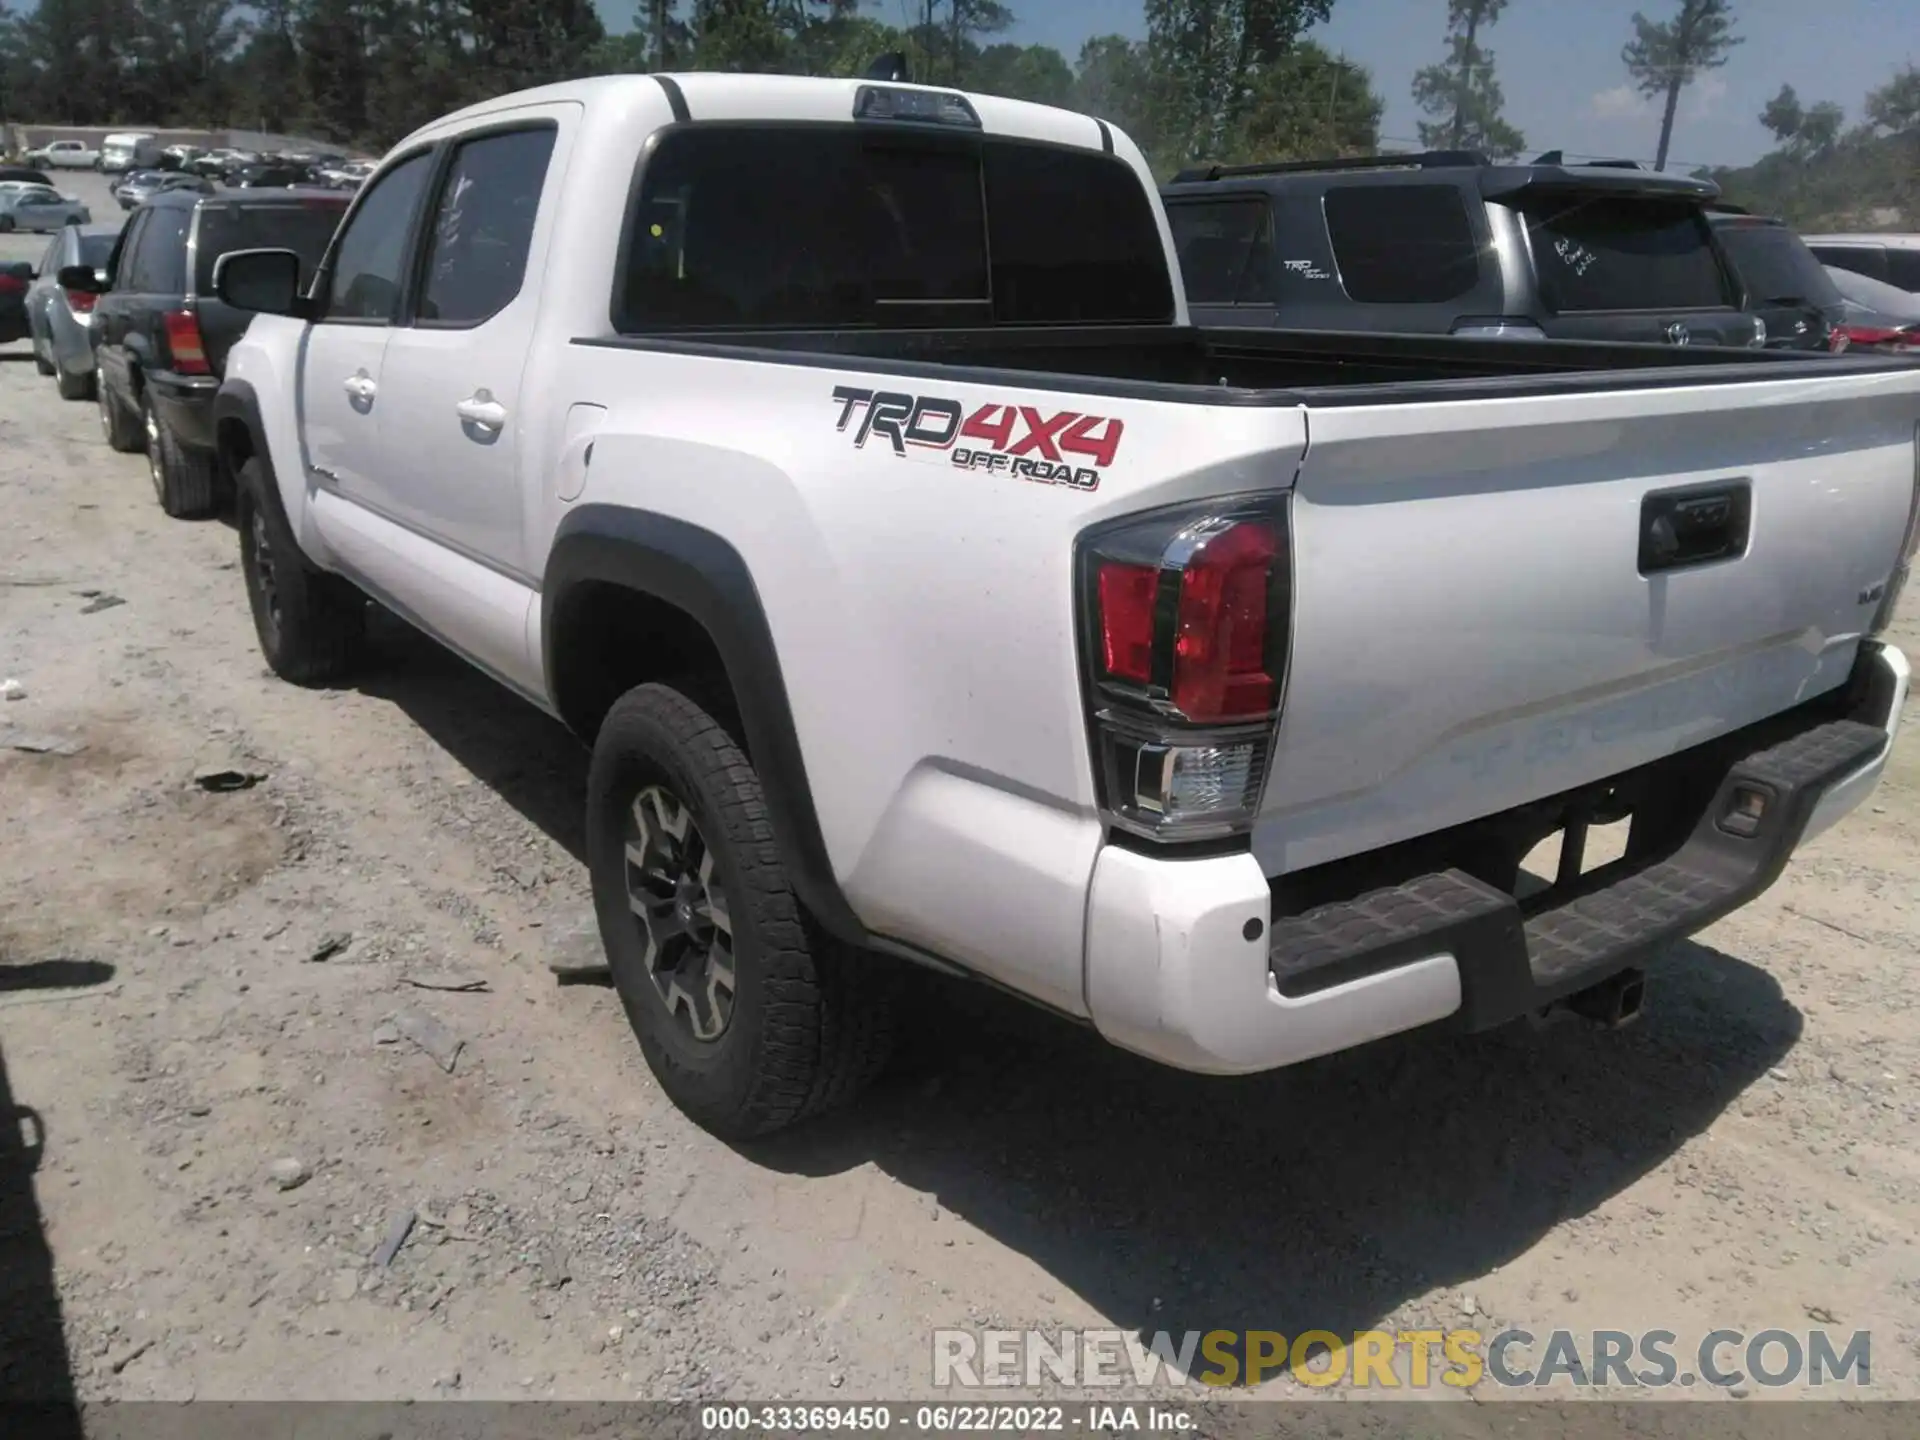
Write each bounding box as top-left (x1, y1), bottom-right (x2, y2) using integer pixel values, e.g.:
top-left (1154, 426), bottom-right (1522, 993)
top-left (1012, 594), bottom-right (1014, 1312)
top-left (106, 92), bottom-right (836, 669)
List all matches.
top-left (235, 456), bottom-right (365, 684)
top-left (144, 393), bottom-right (220, 518)
top-left (97, 372), bottom-right (142, 452)
top-left (588, 683), bottom-right (895, 1139)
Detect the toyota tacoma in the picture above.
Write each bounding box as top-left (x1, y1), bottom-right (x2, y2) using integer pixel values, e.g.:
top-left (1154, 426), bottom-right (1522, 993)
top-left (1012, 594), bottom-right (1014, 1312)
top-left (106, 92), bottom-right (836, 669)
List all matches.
top-left (207, 73), bottom-right (1918, 1138)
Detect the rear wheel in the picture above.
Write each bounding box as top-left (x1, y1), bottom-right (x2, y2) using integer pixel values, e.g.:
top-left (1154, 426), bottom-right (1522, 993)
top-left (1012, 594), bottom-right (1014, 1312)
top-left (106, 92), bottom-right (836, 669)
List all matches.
top-left (588, 683), bottom-right (896, 1139)
top-left (143, 392), bottom-right (219, 519)
top-left (56, 362), bottom-right (93, 402)
top-left (236, 457), bottom-right (365, 684)
top-left (97, 371), bottom-right (143, 452)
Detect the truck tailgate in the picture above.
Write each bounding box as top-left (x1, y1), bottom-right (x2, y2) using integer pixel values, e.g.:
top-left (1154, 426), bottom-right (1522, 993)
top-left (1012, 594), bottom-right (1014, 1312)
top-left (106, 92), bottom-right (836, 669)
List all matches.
top-left (1256, 367), bottom-right (1920, 875)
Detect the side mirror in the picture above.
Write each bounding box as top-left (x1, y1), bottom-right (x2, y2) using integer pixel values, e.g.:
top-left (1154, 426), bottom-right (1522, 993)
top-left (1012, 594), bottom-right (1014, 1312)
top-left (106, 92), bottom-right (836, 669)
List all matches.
top-left (213, 248), bottom-right (312, 318)
top-left (56, 264), bottom-right (103, 294)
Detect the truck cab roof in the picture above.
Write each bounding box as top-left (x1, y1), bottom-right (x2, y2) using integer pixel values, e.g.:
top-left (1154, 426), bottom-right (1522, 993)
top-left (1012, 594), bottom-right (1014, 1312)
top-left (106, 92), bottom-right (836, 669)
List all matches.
top-left (399, 72), bottom-right (1119, 157)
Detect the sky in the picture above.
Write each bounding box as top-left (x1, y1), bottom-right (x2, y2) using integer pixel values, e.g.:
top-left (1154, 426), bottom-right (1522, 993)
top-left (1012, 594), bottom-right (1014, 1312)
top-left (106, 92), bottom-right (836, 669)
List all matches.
top-left (594, 0), bottom-right (1920, 170)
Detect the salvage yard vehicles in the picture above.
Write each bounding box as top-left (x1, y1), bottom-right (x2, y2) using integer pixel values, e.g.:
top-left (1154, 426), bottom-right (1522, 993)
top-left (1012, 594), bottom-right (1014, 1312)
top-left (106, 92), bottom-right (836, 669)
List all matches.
top-left (206, 72), bottom-right (1919, 1139)
top-left (60, 188), bottom-right (348, 516)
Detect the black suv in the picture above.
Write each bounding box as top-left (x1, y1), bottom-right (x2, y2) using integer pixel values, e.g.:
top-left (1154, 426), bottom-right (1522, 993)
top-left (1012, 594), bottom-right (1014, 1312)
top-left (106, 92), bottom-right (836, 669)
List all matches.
top-left (1162, 150), bottom-right (1777, 348)
top-left (1706, 207), bottom-right (1843, 350)
top-left (64, 188), bottom-right (348, 516)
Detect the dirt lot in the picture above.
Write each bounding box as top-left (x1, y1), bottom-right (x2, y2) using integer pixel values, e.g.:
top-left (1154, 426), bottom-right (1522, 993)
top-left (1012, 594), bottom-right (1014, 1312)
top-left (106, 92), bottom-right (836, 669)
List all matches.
top-left (3, 201), bottom-right (1920, 1414)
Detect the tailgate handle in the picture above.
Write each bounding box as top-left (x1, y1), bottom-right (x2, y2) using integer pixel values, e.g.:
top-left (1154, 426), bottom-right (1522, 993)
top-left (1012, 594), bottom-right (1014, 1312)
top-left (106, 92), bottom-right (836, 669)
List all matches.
top-left (1639, 481), bottom-right (1751, 575)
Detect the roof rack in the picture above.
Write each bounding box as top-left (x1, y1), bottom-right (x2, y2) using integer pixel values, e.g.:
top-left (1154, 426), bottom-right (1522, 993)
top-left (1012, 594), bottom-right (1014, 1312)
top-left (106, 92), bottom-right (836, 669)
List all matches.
top-left (1169, 149), bottom-right (1489, 184)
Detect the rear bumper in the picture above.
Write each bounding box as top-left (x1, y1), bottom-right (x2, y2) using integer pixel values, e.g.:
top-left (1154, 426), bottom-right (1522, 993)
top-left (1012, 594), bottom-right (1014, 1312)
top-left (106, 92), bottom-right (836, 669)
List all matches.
top-left (1084, 641), bottom-right (1907, 1074)
top-left (147, 372), bottom-right (219, 451)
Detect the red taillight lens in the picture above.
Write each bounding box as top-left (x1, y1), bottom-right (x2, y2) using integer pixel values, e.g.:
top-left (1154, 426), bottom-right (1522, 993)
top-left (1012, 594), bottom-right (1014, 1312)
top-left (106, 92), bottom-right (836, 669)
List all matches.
top-left (1078, 496), bottom-right (1290, 841)
top-left (1171, 521), bottom-right (1277, 722)
top-left (1832, 324), bottom-right (1918, 353)
top-left (0, 274), bottom-right (25, 297)
top-left (164, 309), bottom-right (210, 374)
top-left (1097, 562), bottom-right (1158, 684)
top-left (63, 288), bottom-right (97, 313)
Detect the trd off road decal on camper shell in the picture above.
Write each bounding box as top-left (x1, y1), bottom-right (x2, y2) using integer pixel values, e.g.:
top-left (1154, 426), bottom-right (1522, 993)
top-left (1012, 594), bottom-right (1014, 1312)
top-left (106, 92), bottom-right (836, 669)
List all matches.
top-left (830, 386), bottom-right (1125, 493)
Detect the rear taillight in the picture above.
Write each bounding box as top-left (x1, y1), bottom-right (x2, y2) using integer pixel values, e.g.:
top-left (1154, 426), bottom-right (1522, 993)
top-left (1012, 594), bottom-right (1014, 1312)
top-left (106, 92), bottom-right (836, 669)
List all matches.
top-left (63, 288), bottom-right (97, 314)
top-left (1871, 422), bottom-right (1920, 635)
top-left (1831, 323), bottom-right (1920, 354)
top-left (1077, 496), bottom-right (1291, 841)
top-left (164, 308), bottom-right (210, 374)
top-left (0, 274), bottom-right (25, 298)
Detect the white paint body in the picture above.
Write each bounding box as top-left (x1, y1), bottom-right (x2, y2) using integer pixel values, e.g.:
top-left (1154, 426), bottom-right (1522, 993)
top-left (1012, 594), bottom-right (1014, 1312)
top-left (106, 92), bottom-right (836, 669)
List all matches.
top-left (223, 74), bottom-right (1919, 1074)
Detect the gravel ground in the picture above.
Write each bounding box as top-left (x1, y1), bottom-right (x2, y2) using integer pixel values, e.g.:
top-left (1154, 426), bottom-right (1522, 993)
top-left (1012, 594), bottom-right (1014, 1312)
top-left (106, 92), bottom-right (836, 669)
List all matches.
top-left (3, 187), bottom-right (1920, 1417)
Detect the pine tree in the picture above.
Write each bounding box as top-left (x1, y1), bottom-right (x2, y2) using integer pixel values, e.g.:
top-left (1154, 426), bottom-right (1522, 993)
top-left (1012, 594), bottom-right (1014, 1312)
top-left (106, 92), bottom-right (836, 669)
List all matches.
top-left (1410, 0), bottom-right (1522, 160)
top-left (1621, 0), bottom-right (1740, 171)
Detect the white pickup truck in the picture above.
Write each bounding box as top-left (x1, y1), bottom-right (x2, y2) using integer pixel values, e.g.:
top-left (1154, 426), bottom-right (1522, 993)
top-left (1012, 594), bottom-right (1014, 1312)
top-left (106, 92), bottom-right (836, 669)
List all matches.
top-left (28, 139), bottom-right (101, 170)
top-left (207, 73), bottom-right (1919, 1139)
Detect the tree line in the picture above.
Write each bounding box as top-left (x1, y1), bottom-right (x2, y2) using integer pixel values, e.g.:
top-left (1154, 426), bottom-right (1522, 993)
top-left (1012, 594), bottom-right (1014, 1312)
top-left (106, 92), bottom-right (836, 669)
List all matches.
top-left (1711, 65), bottom-right (1920, 227)
top-left (0, 1), bottom-right (1390, 172)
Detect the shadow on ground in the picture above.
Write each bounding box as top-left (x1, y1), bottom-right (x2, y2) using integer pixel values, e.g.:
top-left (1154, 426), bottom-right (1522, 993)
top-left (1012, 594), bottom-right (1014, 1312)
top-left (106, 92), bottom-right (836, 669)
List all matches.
top-left (753, 942), bottom-right (1796, 1363)
top-left (352, 614), bottom-right (590, 862)
top-left (0, 956), bottom-right (111, 1433)
top-left (352, 616), bottom-right (1799, 1370)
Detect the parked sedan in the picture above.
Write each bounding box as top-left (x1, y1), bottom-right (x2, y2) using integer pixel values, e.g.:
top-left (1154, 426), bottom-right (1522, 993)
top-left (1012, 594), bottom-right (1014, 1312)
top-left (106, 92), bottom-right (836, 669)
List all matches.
top-left (0, 185), bottom-right (91, 232)
top-left (229, 163), bottom-right (315, 189)
top-left (0, 261), bottom-right (31, 345)
top-left (115, 169), bottom-right (167, 209)
top-left (1824, 264), bottom-right (1920, 353)
top-left (119, 172), bottom-right (212, 209)
top-left (0, 166), bottom-right (53, 186)
top-left (22, 224), bottom-right (121, 399)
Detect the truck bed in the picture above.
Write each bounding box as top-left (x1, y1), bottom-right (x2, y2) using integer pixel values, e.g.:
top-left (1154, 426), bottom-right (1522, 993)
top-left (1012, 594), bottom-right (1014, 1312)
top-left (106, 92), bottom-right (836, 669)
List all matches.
top-left (579, 321), bottom-right (1917, 403)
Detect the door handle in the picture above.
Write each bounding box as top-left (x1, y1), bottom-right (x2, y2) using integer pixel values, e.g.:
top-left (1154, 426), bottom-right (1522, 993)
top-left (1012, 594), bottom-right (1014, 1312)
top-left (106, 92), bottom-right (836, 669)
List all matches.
top-left (456, 391), bottom-right (508, 432)
top-left (1639, 481), bottom-right (1751, 575)
top-left (343, 371), bottom-right (376, 404)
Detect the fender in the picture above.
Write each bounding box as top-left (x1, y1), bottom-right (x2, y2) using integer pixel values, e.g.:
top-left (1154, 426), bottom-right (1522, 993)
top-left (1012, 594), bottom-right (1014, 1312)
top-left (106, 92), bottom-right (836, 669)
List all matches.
top-left (543, 505), bottom-right (869, 948)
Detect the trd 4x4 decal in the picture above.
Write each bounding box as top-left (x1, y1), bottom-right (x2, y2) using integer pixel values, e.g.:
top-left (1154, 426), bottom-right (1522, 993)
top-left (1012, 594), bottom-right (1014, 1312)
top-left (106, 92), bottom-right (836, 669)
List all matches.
top-left (830, 386), bottom-right (1124, 492)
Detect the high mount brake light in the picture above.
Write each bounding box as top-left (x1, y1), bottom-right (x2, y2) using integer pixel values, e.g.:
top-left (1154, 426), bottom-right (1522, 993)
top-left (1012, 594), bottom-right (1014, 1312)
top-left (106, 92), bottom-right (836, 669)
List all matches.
top-left (1077, 496), bottom-right (1291, 842)
top-left (853, 85), bottom-right (981, 128)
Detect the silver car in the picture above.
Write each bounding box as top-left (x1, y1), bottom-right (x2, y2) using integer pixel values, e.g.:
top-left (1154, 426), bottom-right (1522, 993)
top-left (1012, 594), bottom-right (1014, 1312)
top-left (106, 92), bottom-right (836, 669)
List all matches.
top-left (0, 184), bottom-right (91, 232)
top-left (23, 223), bottom-right (122, 400)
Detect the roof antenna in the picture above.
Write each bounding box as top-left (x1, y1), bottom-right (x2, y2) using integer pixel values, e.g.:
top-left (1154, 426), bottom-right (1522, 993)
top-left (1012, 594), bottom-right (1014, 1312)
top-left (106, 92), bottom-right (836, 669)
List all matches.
top-left (865, 51), bottom-right (910, 82)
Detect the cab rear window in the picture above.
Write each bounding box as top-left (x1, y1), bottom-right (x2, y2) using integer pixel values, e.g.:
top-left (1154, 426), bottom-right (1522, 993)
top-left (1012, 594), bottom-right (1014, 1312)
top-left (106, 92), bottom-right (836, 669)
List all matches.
top-left (194, 202), bottom-right (346, 295)
top-left (619, 127), bottom-right (1173, 330)
top-left (1521, 196), bottom-right (1733, 313)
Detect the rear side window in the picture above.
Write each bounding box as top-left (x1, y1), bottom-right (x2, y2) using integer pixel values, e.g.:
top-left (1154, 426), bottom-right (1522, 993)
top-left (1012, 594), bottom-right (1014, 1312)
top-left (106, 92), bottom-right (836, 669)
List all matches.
top-left (79, 233), bottom-right (117, 268)
top-left (123, 206), bottom-right (190, 295)
top-left (418, 126), bottom-right (556, 327)
top-left (1713, 224), bottom-right (1841, 307)
top-left (194, 202), bottom-right (346, 294)
top-left (620, 127), bottom-right (1172, 330)
top-left (1167, 199), bottom-right (1274, 304)
top-left (1888, 251), bottom-right (1920, 292)
top-left (1323, 184), bottom-right (1480, 305)
top-left (1522, 197), bottom-right (1731, 312)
